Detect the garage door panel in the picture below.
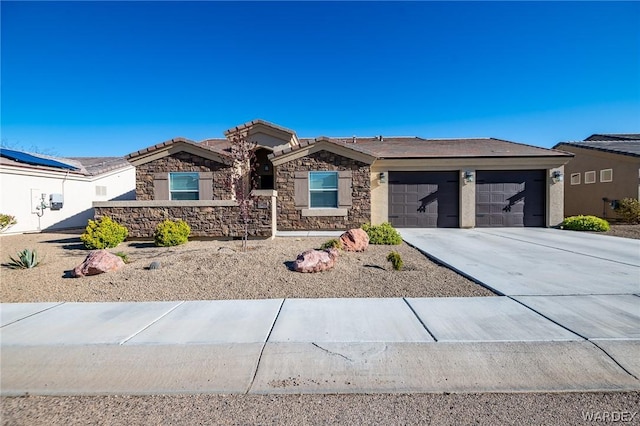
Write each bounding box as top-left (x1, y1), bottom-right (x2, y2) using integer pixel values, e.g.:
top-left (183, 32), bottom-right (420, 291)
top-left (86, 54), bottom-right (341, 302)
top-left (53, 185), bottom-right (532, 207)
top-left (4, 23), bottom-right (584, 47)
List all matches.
top-left (389, 172), bottom-right (459, 228)
top-left (476, 170), bottom-right (545, 228)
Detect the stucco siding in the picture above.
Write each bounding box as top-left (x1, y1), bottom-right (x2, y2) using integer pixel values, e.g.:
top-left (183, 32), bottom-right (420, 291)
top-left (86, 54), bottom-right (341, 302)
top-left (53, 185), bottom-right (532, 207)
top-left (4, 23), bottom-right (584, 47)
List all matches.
top-left (558, 145), bottom-right (640, 219)
top-left (0, 166), bottom-right (135, 234)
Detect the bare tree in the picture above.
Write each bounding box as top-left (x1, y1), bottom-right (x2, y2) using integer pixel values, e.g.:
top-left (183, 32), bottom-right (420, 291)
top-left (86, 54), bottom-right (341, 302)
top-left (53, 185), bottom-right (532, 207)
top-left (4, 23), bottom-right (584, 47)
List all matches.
top-left (226, 130), bottom-right (257, 251)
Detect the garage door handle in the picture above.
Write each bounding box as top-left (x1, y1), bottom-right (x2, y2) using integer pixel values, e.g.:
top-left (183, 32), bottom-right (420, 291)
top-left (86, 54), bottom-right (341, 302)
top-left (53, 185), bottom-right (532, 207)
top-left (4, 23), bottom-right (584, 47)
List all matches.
top-left (388, 215), bottom-right (399, 218)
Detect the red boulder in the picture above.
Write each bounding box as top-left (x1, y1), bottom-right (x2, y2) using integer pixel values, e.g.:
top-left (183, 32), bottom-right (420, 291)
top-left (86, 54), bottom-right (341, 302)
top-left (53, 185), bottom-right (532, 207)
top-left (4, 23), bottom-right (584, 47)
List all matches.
top-left (73, 250), bottom-right (125, 277)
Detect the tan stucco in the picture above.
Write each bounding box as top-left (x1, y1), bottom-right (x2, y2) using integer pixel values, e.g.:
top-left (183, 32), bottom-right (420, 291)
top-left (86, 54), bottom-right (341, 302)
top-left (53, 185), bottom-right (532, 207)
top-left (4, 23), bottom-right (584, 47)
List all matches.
top-left (555, 144), bottom-right (640, 220)
top-left (459, 169), bottom-right (476, 228)
top-left (547, 166), bottom-right (565, 226)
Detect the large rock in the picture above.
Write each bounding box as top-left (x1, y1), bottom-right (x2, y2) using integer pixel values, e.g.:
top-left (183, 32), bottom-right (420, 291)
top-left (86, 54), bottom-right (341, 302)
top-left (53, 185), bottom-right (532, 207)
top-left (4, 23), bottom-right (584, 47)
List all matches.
top-left (73, 250), bottom-right (125, 277)
top-left (340, 228), bottom-right (370, 252)
top-left (293, 248), bottom-right (338, 273)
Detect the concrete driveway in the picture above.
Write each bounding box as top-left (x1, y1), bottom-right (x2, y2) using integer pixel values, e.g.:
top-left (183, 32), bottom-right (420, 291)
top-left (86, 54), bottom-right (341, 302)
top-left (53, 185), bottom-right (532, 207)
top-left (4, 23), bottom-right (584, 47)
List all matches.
top-left (399, 227), bottom-right (640, 296)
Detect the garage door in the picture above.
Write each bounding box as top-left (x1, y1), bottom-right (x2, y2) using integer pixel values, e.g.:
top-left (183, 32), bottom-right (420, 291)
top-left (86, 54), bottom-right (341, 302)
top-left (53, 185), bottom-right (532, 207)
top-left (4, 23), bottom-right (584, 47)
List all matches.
top-left (476, 170), bottom-right (545, 227)
top-left (389, 171), bottom-right (459, 228)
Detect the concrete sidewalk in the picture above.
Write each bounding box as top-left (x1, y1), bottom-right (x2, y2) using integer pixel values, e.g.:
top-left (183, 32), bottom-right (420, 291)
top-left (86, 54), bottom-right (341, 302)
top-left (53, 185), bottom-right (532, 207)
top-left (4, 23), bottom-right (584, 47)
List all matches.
top-left (2, 298), bottom-right (639, 396)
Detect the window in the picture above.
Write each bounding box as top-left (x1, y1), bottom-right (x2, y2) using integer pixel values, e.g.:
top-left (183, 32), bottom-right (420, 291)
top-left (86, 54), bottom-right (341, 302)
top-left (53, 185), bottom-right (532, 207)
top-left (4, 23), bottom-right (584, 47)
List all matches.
top-left (600, 169), bottom-right (613, 183)
top-left (584, 171), bottom-right (596, 184)
top-left (169, 172), bottom-right (199, 200)
top-left (309, 171), bottom-right (338, 208)
top-left (95, 185), bottom-right (107, 196)
top-left (570, 173), bottom-right (580, 185)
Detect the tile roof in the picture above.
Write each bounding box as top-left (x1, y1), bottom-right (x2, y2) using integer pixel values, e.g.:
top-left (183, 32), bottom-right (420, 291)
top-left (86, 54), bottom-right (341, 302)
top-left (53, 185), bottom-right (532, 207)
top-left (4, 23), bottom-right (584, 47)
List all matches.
top-left (0, 148), bottom-right (131, 176)
top-left (554, 140), bottom-right (640, 158)
top-left (68, 157), bottom-right (132, 175)
top-left (271, 136), bottom-right (571, 159)
top-left (223, 119), bottom-right (297, 137)
top-left (126, 137), bottom-right (198, 160)
top-left (585, 133), bottom-right (640, 141)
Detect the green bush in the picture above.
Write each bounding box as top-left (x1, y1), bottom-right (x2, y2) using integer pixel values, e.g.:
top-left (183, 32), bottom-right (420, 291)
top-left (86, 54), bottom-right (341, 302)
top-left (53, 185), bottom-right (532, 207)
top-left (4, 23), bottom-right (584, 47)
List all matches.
top-left (7, 249), bottom-right (41, 269)
top-left (561, 215), bottom-right (610, 232)
top-left (320, 238), bottom-right (343, 250)
top-left (386, 251), bottom-right (404, 271)
top-left (0, 213), bottom-right (17, 233)
top-left (153, 219), bottom-right (191, 247)
top-left (361, 222), bottom-right (402, 245)
top-left (80, 216), bottom-right (128, 249)
top-left (615, 198), bottom-right (640, 224)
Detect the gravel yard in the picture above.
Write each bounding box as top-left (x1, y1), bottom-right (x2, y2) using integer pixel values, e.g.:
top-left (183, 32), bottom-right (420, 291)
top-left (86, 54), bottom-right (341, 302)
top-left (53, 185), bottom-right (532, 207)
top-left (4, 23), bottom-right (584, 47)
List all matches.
top-left (0, 231), bottom-right (493, 302)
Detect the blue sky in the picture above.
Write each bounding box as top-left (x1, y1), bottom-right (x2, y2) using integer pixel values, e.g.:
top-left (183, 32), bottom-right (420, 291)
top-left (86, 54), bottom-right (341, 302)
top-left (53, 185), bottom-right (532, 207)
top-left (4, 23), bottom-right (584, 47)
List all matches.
top-left (1, 1), bottom-right (639, 157)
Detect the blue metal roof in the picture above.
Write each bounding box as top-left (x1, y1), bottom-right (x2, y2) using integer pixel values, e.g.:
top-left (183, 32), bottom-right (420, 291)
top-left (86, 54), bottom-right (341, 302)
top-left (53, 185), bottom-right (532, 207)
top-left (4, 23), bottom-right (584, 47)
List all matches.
top-left (0, 148), bottom-right (80, 171)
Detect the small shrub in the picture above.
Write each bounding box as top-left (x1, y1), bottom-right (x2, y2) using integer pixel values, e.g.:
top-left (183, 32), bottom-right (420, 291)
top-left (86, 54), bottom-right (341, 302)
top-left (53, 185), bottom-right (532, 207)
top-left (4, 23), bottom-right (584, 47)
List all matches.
top-left (615, 198), bottom-right (640, 224)
top-left (561, 215), bottom-right (610, 232)
top-left (7, 249), bottom-right (41, 269)
top-left (81, 216), bottom-right (128, 249)
top-left (361, 222), bottom-right (402, 245)
top-left (386, 251), bottom-right (404, 271)
top-left (0, 213), bottom-right (17, 233)
top-left (114, 251), bottom-right (131, 264)
top-left (320, 239), bottom-right (343, 250)
top-left (154, 219), bottom-right (191, 247)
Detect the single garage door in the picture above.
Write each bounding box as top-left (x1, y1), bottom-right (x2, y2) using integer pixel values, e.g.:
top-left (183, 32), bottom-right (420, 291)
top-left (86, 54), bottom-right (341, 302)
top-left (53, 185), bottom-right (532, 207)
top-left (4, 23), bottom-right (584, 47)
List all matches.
top-left (389, 171), bottom-right (459, 228)
top-left (476, 170), bottom-right (545, 227)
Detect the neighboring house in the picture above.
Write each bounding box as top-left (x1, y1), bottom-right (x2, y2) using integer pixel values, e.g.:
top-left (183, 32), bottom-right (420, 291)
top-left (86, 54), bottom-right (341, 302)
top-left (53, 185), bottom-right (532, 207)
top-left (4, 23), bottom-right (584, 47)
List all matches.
top-left (553, 134), bottom-right (640, 220)
top-left (95, 119), bottom-right (572, 238)
top-left (0, 148), bottom-right (135, 234)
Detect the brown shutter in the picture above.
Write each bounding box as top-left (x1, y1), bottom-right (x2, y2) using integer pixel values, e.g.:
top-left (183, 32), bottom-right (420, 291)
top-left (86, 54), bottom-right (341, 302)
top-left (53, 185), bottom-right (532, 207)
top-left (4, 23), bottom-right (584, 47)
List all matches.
top-left (198, 172), bottom-right (214, 200)
top-left (338, 170), bottom-right (352, 207)
top-left (153, 173), bottom-right (169, 200)
top-left (294, 171), bottom-right (308, 208)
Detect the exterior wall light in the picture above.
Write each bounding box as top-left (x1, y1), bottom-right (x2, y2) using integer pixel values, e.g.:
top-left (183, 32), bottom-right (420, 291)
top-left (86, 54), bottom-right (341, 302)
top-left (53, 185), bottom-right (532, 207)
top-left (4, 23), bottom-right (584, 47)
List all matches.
top-left (552, 170), bottom-right (564, 183)
top-left (463, 170), bottom-right (474, 183)
top-left (379, 172), bottom-right (387, 184)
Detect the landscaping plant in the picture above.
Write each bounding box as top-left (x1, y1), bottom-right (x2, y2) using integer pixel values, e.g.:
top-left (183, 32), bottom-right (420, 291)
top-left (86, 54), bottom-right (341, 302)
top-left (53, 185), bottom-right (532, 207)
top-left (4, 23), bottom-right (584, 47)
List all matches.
top-left (114, 251), bottom-right (131, 264)
top-left (0, 213), bottom-right (17, 233)
top-left (320, 239), bottom-right (343, 250)
top-left (226, 130), bottom-right (258, 251)
top-left (7, 249), bottom-right (41, 269)
top-left (361, 222), bottom-right (402, 245)
top-left (386, 251), bottom-right (404, 271)
top-left (614, 198), bottom-right (640, 224)
top-left (81, 216), bottom-right (128, 249)
top-left (560, 215), bottom-right (610, 232)
top-left (153, 219), bottom-right (191, 247)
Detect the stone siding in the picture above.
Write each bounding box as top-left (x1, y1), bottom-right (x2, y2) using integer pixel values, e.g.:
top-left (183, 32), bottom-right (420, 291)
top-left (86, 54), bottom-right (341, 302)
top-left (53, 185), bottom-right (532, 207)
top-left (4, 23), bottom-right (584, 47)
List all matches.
top-left (95, 199), bottom-right (273, 238)
top-left (276, 151), bottom-right (371, 230)
top-left (136, 152), bottom-right (232, 200)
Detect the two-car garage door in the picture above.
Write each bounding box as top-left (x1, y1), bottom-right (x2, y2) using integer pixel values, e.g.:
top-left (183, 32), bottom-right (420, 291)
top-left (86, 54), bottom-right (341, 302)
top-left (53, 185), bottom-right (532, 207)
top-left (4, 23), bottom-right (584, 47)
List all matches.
top-left (388, 170), bottom-right (546, 228)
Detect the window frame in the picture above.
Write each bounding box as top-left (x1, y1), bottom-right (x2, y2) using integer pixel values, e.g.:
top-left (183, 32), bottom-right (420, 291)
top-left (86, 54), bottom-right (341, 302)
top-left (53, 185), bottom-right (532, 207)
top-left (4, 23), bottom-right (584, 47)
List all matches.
top-left (570, 173), bottom-right (581, 185)
top-left (600, 169), bottom-right (613, 183)
top-left (584, 171), bottom-right (596, 184)
top-left (308, 171), bottom-right (339, 209)
top-left (169, 172), bottom-right (200, 200)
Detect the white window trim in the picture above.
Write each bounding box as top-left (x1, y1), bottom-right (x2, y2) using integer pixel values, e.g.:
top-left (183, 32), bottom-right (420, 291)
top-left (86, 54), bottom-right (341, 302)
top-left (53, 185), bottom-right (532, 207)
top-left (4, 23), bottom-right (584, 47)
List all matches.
top-left (600, 169), bottom-right (613, 183)
top-left (308, 171), bottom-right (339, 209)
top-left (584, 171), bottom-right (596, 184)
top-left (570, 173), bottom-right (581, 185)
top-left (169, 172), bottom-right (200, 200)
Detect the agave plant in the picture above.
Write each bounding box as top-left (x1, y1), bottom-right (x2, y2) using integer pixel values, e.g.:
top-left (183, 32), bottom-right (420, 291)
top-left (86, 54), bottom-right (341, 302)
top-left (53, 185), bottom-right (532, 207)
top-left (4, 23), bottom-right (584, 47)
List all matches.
top-left (7, 249), bottom-right (41, 269)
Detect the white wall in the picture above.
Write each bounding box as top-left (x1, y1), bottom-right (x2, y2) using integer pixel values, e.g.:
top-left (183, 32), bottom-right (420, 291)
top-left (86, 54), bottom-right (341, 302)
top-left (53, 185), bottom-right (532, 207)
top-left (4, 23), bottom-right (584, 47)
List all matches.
top-left (0, 165), bottom-right (135, 234)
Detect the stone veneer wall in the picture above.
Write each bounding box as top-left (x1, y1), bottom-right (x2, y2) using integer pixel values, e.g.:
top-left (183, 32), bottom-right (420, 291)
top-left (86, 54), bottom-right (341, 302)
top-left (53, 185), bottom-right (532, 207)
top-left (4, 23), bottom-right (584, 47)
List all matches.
top-left (136, 152), bottom-right (232, 200)
top-left (276, 150), bottom-right (371, 230)
top-left (94, 198), bottom-right (273, 238)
